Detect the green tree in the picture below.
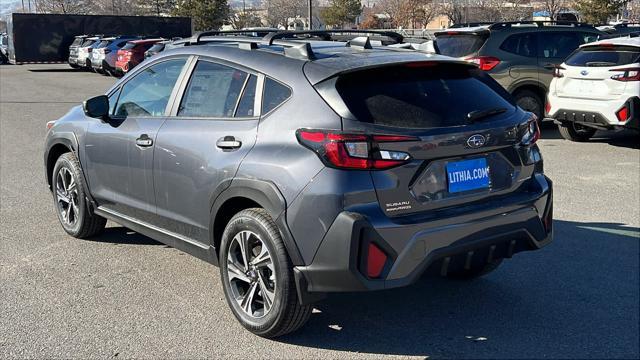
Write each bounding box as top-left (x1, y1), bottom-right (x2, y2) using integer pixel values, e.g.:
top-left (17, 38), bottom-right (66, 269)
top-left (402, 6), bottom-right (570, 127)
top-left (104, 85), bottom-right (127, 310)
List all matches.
top-left (172, 0), bottom-right (230, 31)
top-left (321, 0), bottom-right (362, 27)
top-left (574, 0), bottom-right (628, 24)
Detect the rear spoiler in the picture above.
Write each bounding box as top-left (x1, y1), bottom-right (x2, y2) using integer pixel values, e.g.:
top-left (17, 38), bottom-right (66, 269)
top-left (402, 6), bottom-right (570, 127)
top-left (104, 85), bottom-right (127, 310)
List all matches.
top-left (433, 29), bottom-right (490, 37)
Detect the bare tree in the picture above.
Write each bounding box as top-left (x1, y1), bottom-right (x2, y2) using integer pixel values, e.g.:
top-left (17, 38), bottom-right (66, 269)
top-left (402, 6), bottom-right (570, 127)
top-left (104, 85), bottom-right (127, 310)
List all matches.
top-left (34, 0), bottom-right (89, 14)
top-left (263, 0), bottom-right (308, 29)
top-left (542, 0), bottom-right (568, 21)
top-left (441, 0), bottom-right (464, 25)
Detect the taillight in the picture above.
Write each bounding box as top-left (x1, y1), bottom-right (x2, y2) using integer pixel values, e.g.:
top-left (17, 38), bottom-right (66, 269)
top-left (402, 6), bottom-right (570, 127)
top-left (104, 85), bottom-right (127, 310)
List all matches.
top-left (46, 120), bottom-right (56, 130)
top-left (610, 67), bottom-right (640, 82)
top-left (520, 114), bottom-right (540, 146)
top-left (545, 100), bottom-right (551, 115)
top-left (466, 56), bottom-right (501, 71)
top-left (296, 129), bottom-right (417, 170)
top-left (553, 66), bottom-right (565, 78)
top-left (366, 243), bottom-right (387, 278)
top-left (616, 105), bottom-right (630, 123)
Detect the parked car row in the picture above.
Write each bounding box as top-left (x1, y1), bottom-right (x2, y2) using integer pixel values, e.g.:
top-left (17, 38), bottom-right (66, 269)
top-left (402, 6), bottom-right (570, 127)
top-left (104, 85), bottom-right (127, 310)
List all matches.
top-left (432, 21), bottom-right (639, 141)
top-left (68, 35), bottom-right (183, 76)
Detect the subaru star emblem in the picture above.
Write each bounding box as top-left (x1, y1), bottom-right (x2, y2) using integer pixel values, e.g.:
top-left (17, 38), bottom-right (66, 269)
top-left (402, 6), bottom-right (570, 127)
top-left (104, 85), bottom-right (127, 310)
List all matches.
top-left (467, 134), bottom-right (486, 148)
top-left (581, 70), bottom-right (589, 76)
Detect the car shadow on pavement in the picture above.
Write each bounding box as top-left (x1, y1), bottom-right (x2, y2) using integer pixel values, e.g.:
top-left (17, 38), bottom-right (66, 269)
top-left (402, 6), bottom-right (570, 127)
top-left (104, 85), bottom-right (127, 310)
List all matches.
top-left (87, 226), bottom-right (162, 246)
top-left (279, 220), bottom-right (640, 358)
top-left (541, 122), bottom-right (639, 149)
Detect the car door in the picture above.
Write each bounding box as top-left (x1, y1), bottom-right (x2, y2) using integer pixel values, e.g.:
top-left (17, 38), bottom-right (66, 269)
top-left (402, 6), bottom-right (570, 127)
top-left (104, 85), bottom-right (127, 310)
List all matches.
top-left (84, 57), bottom-right (189, 223)
top-left (537, 31), bottom-right (593, 89)
top-left (496, 32), bottom-right (539, 90)
top-left (153, 58), bottom-right (262, 245)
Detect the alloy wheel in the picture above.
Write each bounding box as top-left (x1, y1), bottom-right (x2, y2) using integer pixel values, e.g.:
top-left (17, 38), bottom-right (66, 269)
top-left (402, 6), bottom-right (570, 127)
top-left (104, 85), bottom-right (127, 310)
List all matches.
top-left (55, 167), bottom-right (79, 226)
top-left (226, 230), bottom-right (276, 319)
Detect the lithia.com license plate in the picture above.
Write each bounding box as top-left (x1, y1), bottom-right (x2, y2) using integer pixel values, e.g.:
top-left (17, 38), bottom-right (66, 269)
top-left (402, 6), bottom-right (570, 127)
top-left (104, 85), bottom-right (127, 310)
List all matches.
top-left (446, 158), bottom-right (491, 193)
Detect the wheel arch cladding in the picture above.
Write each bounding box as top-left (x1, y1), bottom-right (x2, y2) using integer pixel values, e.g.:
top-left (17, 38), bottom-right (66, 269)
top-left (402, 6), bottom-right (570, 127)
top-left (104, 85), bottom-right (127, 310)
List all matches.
top-left (45, 140), bottom-right (75, 190)
top-left (210, 179), bottom-right (304, 266)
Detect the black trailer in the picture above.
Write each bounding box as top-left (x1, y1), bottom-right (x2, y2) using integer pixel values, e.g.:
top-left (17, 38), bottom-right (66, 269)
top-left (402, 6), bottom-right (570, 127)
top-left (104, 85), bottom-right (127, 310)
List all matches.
top-left (6, 13), bottom-right (192, 64)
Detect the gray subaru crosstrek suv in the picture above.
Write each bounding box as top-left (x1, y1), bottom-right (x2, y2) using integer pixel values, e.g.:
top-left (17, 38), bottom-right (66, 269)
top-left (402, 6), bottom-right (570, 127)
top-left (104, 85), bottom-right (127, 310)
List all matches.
top-left (44, 30), bottom-right (553, 338)
top-left (435, 21), bottom-right (604, 120)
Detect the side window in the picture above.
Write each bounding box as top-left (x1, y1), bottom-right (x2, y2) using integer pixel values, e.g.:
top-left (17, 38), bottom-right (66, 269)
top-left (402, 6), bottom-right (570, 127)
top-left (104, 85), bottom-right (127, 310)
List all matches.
top-left (114, 58), bottom-right (186, 117)
top-left (538, 32), bottom-right (583, 59)
top-left (500, 33), bottom-right (537, 57)
top-left (178, 61), bottom-right (249, 118)
top-left (235, 75), bottom-right (257, 117)
top-left (262, 78), bottom-right (291, 114)
top-left (580, 32), bottom-right (600, 44)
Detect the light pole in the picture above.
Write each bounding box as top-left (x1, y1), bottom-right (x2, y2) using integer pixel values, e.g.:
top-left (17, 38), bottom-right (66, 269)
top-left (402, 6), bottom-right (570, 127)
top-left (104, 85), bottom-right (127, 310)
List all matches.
top-left (308, 0), bottom-right (313, 30)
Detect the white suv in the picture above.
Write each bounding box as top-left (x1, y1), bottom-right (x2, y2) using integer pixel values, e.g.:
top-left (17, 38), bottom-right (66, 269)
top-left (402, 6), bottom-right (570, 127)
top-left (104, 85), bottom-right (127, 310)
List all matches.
top-left (545, 36), bottom-right (639, 141)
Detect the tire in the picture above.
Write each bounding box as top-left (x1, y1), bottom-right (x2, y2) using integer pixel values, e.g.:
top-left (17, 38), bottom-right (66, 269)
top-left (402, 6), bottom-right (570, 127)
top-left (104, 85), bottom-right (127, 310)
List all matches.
top-left (514, 89), bottom-right (543, 121)
top-left (52, 152), bottom-right (106, 239)
top-left (558, 122), bottom-right (596, 142)
top-left (219, 208), bottom-right (312, 338)
top-left (446, 259), bottom-right (503, 280)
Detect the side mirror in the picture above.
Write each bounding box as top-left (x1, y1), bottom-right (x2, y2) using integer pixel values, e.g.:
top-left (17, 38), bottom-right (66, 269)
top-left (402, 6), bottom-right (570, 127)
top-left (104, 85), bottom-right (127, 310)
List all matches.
top-left (83, 95), bottom-right (110, 120)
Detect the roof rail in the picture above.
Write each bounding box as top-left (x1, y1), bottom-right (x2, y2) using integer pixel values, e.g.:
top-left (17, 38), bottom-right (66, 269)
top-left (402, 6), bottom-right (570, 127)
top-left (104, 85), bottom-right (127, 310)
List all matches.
top-left (186, 35), bottom-right (317, 60)
top-left (615, 23), bottom-right (640, 28)
top-left (488, 21), bottom-right (595, 30)
top-left (190, 29), bottom-right (273, 44)
top-left (263, 30), bottom-right (404, 45)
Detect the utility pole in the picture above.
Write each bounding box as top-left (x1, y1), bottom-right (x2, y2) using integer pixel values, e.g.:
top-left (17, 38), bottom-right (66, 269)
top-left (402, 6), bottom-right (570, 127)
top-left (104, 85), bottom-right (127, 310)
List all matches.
top-left (308, 0), bottom-right (313, 30)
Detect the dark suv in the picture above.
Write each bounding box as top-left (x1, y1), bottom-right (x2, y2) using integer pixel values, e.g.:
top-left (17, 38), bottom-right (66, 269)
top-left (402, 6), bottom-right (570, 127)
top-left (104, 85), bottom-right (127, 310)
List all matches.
top-left (44, 30), bottom-right (553, 338)
top-left (435, 21), bottom-right (604, 119)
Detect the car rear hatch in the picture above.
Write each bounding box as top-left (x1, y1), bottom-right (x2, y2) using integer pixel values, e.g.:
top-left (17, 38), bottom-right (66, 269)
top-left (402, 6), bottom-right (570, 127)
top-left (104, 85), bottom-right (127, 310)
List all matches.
top-left (556, 44), bottom-right (640, 100)
top-left (434, 29), bottom-right (490, 58)
top-left (308, 62), bottom-right (540, 217)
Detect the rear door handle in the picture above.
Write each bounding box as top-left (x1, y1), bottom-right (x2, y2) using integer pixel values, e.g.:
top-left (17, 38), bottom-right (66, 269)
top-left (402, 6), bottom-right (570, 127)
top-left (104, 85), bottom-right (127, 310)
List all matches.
top-left (136, 134), bottom-right (153, 147)
top-left (543, 63), bottom-right (557, 70)
top-left (216, 136), bottom-right (242, 149)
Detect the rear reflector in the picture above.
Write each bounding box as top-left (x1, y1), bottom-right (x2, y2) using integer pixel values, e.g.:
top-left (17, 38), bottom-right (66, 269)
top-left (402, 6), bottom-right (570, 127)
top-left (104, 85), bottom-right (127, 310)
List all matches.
top-left (367, 243), bottom-right (387, 278)
top-left (616, 106), bottom-right (629, 122)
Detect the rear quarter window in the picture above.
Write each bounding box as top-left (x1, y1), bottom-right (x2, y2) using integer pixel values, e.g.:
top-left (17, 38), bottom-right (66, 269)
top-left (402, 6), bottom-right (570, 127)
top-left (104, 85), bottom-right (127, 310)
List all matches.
top-left (262, 78), bottom-right (291, 114)
top-left (566, 45), bottom-right (640, 67)
top-left (335, 64), bottom-right (516, 129)
top-left (500, 33), bottom-right (537, 57)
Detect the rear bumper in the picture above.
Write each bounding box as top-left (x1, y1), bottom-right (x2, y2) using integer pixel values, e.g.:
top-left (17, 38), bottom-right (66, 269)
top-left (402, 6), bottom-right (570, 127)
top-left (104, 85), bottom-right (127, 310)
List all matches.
top-left (294, 174), bottom-right (553, 294)
top-left (546, 96), bottom-right (640, 130)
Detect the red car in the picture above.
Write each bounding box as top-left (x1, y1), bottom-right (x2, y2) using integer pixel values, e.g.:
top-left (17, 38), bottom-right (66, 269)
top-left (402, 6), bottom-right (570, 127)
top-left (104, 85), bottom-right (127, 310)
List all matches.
top-left (115, 39), bottom-right (163, 75)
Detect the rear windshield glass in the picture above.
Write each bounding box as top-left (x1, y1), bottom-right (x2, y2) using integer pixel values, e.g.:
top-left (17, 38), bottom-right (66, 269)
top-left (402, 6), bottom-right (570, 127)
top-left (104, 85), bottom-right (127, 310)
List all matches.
top-left (81, 39), bottom-right (96, 46)
top-left (97, 40), bottom-right (110, 48)
top-left (435, 34), bottom-right (488, 57)
top-left (71, 38), bottom-right (84, 46)
top-left (566, 45), bottom-right (640, 67)
top-left (122, 42), bottom-right (136, 50)
top-left (335, 64), bottom-right (515, 129)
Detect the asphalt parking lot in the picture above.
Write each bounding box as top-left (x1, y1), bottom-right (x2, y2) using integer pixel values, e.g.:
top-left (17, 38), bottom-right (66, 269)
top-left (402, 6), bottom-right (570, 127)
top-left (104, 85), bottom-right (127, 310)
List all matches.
top-left (1, 64), bottom-right (639, 359)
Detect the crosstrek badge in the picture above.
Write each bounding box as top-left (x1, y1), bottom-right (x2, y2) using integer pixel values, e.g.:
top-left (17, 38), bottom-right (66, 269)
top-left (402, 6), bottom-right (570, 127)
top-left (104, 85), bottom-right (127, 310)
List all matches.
top-left (446, 158), bottom-right (491, 193)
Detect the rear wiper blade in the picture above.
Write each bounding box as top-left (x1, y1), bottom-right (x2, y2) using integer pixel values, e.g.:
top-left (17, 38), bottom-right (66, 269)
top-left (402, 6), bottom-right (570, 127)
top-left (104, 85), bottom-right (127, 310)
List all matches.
top-left (467, 107), bottom-right (508, 122)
